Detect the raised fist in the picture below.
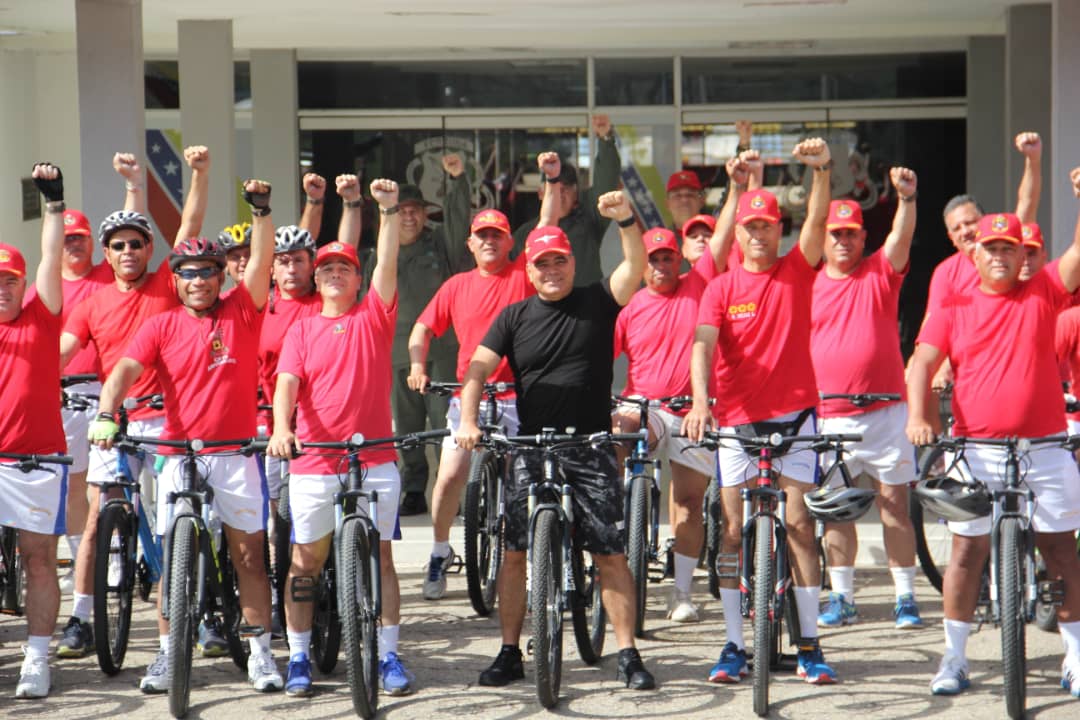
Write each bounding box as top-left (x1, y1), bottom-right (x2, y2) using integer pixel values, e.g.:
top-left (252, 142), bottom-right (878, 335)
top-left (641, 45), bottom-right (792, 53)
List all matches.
top-left (370, 178), bottom-right (399, 208)
top-left (739, 149), bottom-right (763, 181)
top-left (890, 167), bottom-right (917, 197)
top-left (335, 174), bottom-right (361, 202)
top-left (1015, 132), bottom-right (1042, 160)
top-left (792, 138), bottom-right (830, 168)
top-left (242, 179), bottom-right (272, 211)
top-left (726, 155), bottom-right (750, 187)
top-left (538, 151), bottom-right (561, 180)
top-left (303, 173), bottom-right (327, 200)
top-left (1071, 167), bottom-right (1080, 199)
top-left (183, 145), bottom-right (210, 172)
top-left (597, 190), bottom-right (632, 221)
top-left (112, 153), bottom-right (143, 184)
top-left (32, 163), bottom-right (64, 203)
top-left (592, 114), bottom-right (612, 140)
top-left (735, 120), bottom-right (753, 146)
top-left (442, 154), bottom-right (464, 178)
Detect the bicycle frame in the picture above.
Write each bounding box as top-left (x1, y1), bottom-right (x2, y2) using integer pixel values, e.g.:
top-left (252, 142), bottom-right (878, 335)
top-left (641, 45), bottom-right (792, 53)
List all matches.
top-left (739, 445), bottom-right (791, 622)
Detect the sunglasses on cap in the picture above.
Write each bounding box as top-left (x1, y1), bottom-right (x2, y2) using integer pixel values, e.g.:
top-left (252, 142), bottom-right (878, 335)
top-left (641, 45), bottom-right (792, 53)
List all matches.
top-left (108, 238), bottom-right (147, 252)
top-left (174, 266), bottom-right (220, 280)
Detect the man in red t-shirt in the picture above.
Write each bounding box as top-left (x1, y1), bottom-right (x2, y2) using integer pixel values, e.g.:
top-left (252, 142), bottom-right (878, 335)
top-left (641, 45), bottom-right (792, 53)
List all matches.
top-left (0, 163), bottom-right (66, 698)
top-left (683, 138), bottom-right (839, 684)
top-left (267, 180), bottom-right (415, 698)
top-left (907, 191), bottom-right (1080, 699)
top-left (809, 169), bottom-right (920, 630)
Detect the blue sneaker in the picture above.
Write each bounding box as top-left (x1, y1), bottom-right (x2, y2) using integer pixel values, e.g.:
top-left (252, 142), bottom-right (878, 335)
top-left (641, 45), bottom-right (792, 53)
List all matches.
top-left (817, 592), bottom-right (857, 628)
top-left (1062, 655), bottom-right (1080, 698)
top-left (286, 653), bottom-right (313, 697)
top-left (197, 618), bottom-right (229, 657)
top-left (894, 593), bottom-right (924, 629)
top-left (379, 652), bottom-right (414, 696)
top-left (708, 641), bottom-right (748, 683)
top-left (796, 643), bottom-right (838, 684)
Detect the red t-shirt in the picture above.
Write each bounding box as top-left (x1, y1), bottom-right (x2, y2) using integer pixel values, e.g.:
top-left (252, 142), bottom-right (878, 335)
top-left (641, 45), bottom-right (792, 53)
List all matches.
top-left (924, 251), bottom-right (978, 325)
top-left (696, 245), bottom-right (819, 425)
top-left (64, 263), bottom-right (177, 419)
top-left (417, 255), bottom-right (534, 387)
top-left (918, 263), bottom-right (1072, 437)
top-left (1055, 305), bottom-right (1080, 423)
top-left (615, 254), bottom-right (715, 412)
top-left (125, 284), bottom-right (264, 451)
top-left (258, 289), bottom-right (322, 427)
top-left (277, 292), bottom-right (398, 474)
top-left (811, 251), bottom-right (907, 417)
top-left (0, 297), bottom-right (65, 455)
top-left (27, 261), bottom-right (114, 376)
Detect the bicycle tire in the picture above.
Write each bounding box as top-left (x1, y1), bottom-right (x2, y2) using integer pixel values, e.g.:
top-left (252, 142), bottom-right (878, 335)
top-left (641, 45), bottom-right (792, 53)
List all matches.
top-left (273, 483), bottom-right (292, 630)
top-left (1001, 517), bottom-right (1027, 720)
top-left (704, 480), bottom-right (723, 599)
top-left (570, 535), bottom-right (605, 664)
top-left (752, 515), bottom-right (773, 718)
top-left (0, 527), bottom-right (22, 612)
top-left (626, 474), bottom-right (650, 637)
top-left (94, 503), bottom-right (137, 675)
top-left (167, 517), bottom-right (199, 719)
top-left (531, 509), bottom-right (563, 708)
top-left (312, 543), bottom-right (341, 674)
top-left (911, 449), bottom-right (948, 593)
top-left (464, 451), bottom-right (502, 616)
top-left (218, 535), bottom-right (250, 672)
top-left (339, 519), bottom-right (379, 719)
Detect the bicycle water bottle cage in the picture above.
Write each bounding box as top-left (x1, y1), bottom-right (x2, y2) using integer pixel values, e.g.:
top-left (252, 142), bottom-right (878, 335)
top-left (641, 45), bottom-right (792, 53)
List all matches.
top-left (735, 407), bottom-right (815, 456)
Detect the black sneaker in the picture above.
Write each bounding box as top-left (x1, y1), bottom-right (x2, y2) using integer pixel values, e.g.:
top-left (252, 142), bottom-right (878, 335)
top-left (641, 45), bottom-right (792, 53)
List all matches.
top-left (478, 645), bottom-right (525, 686)
top-left (56, 616), bottom-right (94, 658)
top-left (617, 648), bottom-right (656, 690)
top-left (399, 492), bottom-right (428, 517)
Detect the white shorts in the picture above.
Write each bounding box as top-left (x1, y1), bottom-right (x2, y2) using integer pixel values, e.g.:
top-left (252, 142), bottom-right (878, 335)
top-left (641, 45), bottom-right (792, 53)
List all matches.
top-left (443, 396), bottom-right (521, 451)
top-left (611, 403), bottom-right (714, 477)
top-left (87, 416), bottom-right (165, 486)
top-left (288, 462), bottom-right (401, 544)
top-left (157, 454), bottom-right (267, 535)
top-left (817, 402), bottom-right (915, 486)
top-left (947, 444), bottom-right (1080, 537)
top-left (716, 409), bottom-right (819, 487)
top-left (1068, 419), bottom-right (1080, 435)
top-left (62, 381), bottom-right (100, 474)
top-left (0, 461), bottom-right (68, 535)
top-left (261, 454), bottom-right (288, 501)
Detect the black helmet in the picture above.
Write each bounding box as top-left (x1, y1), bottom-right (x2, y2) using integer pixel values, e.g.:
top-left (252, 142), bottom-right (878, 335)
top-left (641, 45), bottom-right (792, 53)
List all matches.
top-left (913, 475), bottom-right (991, 522)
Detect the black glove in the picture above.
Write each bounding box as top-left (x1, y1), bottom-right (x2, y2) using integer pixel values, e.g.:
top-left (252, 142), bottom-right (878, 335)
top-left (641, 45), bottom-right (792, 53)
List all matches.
top-left (33, 164), bottom-right (64, 203)
top-left (243, 181), bottom-right (272, 215)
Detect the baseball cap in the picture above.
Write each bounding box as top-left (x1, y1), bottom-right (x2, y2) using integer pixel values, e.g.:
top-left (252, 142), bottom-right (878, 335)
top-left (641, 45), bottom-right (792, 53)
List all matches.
top-left (667, 170), bottom-right (702, 193)
top-left (643, 228), bottom-right (680, 256)
top-left (524, 226), bottom-right (572, 264)
top-left (826, 200), bottom-right (864, 231)
top-left (314, 241), bottom-right (360, 270)
top-left (0, 243), bottom-right (27, 277)
top-left (682, 214), bottom-right (716, 237)
top-left (63, 209), bottom-right (92, 237)
top-left (470, 209), bottom-right (511, 235)
top-left (736, 189), bottom-right (781, 226)
top-left (1021, 222), bottom-right (1044, 249)
top-left (975, 213), bottom-right (1022, 245)
top-left (397, 185), bottom-right (428, 207)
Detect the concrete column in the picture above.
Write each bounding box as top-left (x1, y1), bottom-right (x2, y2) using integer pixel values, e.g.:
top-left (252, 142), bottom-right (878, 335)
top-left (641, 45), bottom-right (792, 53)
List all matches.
top-left (1005, 3), bottom-right (1052, 227)
top-left (1052, 0), bottom-right (1080, 255)
top-left (178, 19), bottom-right (235, 236)
top-left (966, 36), bottom-right (1005, 214)
top-left (251, 49), bottom-right (299, 226)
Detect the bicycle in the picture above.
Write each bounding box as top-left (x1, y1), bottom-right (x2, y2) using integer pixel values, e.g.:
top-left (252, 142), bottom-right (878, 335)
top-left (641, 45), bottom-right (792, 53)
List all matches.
top-left (482, 427), bottom-right (644, 709)
top-left (301, 429), bottom-right (449, 719)
top-left (910, 383), bottom-right (956, 592)
top-left (694, 427), bottom-right (861, 718)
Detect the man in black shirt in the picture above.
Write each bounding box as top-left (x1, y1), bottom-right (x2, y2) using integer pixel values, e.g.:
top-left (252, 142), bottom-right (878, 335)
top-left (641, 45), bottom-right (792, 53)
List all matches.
top-left (457, 182), bottom-right (654, 691)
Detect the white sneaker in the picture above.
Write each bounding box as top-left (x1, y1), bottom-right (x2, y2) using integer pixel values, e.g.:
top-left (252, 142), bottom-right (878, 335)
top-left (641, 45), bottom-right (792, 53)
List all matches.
top-left (1062, 654), bottom-right (1080, 698)
top-left (140, 649), bottom-right (169, 694)
top-left (58, 569), bottom-right (74, 595)
top-left (248, 650), bottom-right (283, 692)
top-left (422, 547), bottom-right (457, 601)
top-left (14, 648), bottom-right (50, 699)
top-left (667, 587), bottom-right (700, 623)
top-left (930, 652), bottom-right (970, 695)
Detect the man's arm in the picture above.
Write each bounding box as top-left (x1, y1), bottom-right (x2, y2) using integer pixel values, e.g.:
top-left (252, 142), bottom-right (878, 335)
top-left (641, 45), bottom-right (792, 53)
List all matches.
top-left (681, 325), bottom-right (719, 442)
top-left (406, 323), bottom-right (435, 393)
top-left (31, 163), bottom-right (65, 315)
top-left (242, 179), bottom-right (274, 310)
top-left (537, 151), bottom-right (563, 227)
top-left (598, 191), bottom-right (646, 306)
top-left (59, 332), bottom-right (84, 370)
top-left (175, 146), bottom-right (210, 246)
top-left (793, 138), bottom-right (832, 267)
top-left (335, 174), bottom-right (363, 249)
top-left (584, 114), bottom-right (620, 212)
top-left (114, 153), bottom-right (146, 215)
top-left (883, 167), bottom-right (918, 273)
top-left (905, 342), bottom-right (946, 446)
top-left (369, 179), bottom-right (401, 305)
top-left (710, 154), bottom-right (750, 271)
top-left (298, 173), bottom-right (327, 240)
top-left (441, 154), bottom-right (474, 273)
top-left (90, 357), bottom-right (146, 449)
top-left (267, 373), bottom-right (301, 458)
top-left (1014, 132), bottom-right (1042, 224)
top-left (456, 346), bottom-right (503, 451)
top-left (1056, 167), bottom-right (1080, 293)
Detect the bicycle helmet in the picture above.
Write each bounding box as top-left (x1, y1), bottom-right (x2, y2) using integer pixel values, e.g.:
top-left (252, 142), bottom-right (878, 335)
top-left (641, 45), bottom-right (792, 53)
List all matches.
top-left (913, 475), bottom-right (991, 522)
top-left (169, 236), bottom-right (227, 271)
top-left (274, 225), bottom-right (315, 255)
top-left (803, 484), bottom-right (877, 523)
top-left (217, 222), bottom-right (252, 251)
top-left (98, 210), bottom-right (153, 245)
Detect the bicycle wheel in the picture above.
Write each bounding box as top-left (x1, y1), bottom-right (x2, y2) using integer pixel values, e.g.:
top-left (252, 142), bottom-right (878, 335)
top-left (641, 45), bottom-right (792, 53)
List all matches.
top-left (464, 451), bottom-right (502, 616)
top-left (531, 509), bottom-right (563, 708)
top-left (1000, 517), bottom-right (1027, 720)
top-left (312, 544), bottom-right (341, 674)
top-left (273, 483), bottom-right (292, 631)
top-left (911, 448), bottom-right (952, 592)
top-left (704, 480), bottom-right (723, 599)
top-left (570, 535), bottom-right (605, 664)
top-left (752, 515), bottom-right (773, 718)
top-left (218, 535), bottom-right (250, 672)
top-left (625, 474), bottom-right (650, 637)
top-left (167, 517), bottom-right (199, 719)
top-left (94, 503), bottom-right (137, 675)
top-left (338, 519), bottom-right (379, 719)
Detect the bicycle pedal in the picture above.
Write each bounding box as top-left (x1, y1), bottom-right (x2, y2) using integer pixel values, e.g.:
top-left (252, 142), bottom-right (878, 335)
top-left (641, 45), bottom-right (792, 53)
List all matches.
top-left (1038, 579), bottom-right (1066, 605)
top-left (238, 624), bottom-right (265, 638)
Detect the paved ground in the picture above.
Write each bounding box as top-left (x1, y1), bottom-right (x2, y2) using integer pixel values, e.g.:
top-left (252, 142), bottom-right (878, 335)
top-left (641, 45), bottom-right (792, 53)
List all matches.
top-left (0, 512), bottom-right (1077, 719)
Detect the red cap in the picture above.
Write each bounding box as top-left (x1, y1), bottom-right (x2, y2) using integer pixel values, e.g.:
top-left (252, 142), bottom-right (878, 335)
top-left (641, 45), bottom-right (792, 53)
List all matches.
top-left (1021, 222), bottom-right (1044, 249)
top-left (642, 228), bottom-right (680, 256)
top-left (470, 209), bottom-right (511, 235)
top-left (0, 243), bottom-right (27, 277)
top-left (63, 209), bottom-right (92, 237)
top-left (524, 226), bottom-right (572, 264)
top-left (826, 200), bottom-right (864, 231)
top-left (314, 241), bottom-right (361, 269)
top-left (736, 189), bottom-right (781, 225)
top-left (681, 214), bottom-right (716, 237)
top-left (975, 213), bottom-right (1022, 245)
top-left (667, 170), bottom-right (702, 193)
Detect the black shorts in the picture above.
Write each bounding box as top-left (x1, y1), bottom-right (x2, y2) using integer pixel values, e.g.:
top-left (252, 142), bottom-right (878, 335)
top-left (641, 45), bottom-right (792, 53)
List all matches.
top-left (504, 445), bottom-right (625, 555)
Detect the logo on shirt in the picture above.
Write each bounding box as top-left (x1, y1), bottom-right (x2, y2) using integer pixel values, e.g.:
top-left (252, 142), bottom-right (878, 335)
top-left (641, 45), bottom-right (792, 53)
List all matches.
top-left (992, 214), bottom-right (1009, 232)
top-left (728, 301), bottom-right (758, 321)
top-left (207, 326), bottom-right (236, 372)
top-left (333, 322), bottom-right (346, 335)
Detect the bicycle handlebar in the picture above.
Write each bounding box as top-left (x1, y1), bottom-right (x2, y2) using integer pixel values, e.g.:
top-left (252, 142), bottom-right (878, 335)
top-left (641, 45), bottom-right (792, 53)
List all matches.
top-left (819, 392), bottom-right (901, 408)
top-left (0, 452), bottom-right (74, 472)
top-left (930, 434), bottom-right (1075, 453)
top-left (612, 394), bottom-right (704, 413)
top-left (483, 428), bottom-right (647, 452)
top-left (61, 374), bottom-right (99, 388)
top-left (423, 380), bottom-right (512, 397)
top-left (690, 430), bottom-right (862, 453)
top-left (302, 428), bottom-right (450, 452)
top-left (116, 434), bottom-right (266, 456)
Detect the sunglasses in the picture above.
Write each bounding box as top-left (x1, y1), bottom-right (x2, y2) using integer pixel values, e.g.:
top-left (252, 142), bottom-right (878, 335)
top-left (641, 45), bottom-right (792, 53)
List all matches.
top-left (174, 266), bottom-right (220, 280)
top-left (108, 238), bottom-right (147, 252)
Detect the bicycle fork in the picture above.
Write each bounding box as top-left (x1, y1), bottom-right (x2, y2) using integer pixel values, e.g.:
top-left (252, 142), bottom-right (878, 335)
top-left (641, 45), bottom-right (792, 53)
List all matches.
top-left (334, 487), bottom-right (383, 619)
top-left (987, 481), bottom-right (1037, 622)
top-left (740, 484), bottom-right (790, 620)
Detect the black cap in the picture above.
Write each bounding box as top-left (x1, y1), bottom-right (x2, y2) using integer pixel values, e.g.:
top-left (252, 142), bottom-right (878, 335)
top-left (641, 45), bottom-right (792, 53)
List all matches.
top-left (398, 185), bottom-right (427, 207)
